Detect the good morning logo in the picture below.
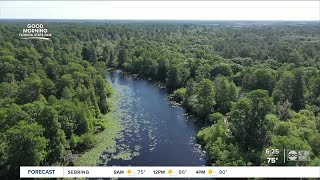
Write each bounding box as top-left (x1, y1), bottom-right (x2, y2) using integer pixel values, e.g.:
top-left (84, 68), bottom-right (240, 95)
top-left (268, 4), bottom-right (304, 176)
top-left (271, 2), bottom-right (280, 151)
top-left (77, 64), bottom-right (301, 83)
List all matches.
top-left (19, 24), bottom-right (52, 40)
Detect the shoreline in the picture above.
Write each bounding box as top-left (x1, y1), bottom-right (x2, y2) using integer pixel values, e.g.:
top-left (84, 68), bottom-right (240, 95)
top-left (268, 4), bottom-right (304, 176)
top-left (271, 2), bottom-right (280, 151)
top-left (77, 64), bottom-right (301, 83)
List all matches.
top-left (74, 84), bottom-right (122, 166)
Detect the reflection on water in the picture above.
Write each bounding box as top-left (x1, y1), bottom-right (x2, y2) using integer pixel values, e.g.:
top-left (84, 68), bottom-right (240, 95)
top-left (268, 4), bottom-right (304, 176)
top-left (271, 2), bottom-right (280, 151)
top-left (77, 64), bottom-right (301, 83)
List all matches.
top-left (96, 70), bottom-right (209, 179)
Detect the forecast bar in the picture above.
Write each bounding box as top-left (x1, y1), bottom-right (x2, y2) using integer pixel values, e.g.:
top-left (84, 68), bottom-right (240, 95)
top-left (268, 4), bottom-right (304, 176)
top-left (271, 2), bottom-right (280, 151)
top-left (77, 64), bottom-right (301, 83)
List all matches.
top-left (21, 166), bottom-right (320, 178)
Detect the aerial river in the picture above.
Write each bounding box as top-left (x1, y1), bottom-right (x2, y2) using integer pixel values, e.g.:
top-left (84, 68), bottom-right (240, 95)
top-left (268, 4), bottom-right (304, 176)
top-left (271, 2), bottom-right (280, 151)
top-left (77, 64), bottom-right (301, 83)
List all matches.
top-left (98, 70), bottom-right (207, 169)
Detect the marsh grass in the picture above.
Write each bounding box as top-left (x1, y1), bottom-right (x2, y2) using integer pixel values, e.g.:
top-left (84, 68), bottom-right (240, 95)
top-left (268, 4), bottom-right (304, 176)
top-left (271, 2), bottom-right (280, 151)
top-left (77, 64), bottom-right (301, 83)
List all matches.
top-left (74, 89), bottom-right (122, 166)
top-left (74, 112), bottom-right (121, 166)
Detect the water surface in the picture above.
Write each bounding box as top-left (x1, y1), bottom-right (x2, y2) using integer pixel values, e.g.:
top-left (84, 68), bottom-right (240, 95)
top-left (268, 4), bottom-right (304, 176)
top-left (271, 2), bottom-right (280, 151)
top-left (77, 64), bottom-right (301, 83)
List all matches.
top-left (99, 70), bottom-right (207, 167)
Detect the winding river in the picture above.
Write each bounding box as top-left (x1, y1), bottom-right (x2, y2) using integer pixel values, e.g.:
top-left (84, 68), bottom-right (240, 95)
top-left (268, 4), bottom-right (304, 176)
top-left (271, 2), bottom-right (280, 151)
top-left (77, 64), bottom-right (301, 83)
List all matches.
top-left (99, 70), bottom-right (207, 169)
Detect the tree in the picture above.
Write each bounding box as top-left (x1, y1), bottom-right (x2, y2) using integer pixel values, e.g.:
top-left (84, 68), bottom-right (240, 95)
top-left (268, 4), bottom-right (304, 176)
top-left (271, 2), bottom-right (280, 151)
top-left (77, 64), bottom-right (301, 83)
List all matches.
top-left (41, 78), bottom-right (56, 98)
top-left (272, 71), bottom-right (294, 104)
top-left (208, 112), bottom-right (224, 125)
top-left (197, 119), bottom-right (246, 166)
top-left (272, 69), bottom-right (306, 112)
top-left (197, 79), bottom-right (216, 118)
top-left (81, 45), bottom-right (97, 63)
top-left (253, 69), bottom-right (277, 93)
top-left (196, 64), bottom-right (212, 81)
top-left (214, 76), bottom-right (238, 114)
top-left (235, 68), bottom-right (276, 93)
top-left (17, 73), bottom-right (43, 104)
top-left (101, 44), bottom-right (112, 63)
top-left (291, 69), bottom-right (305, 111)
top-left (166, 63), bottom-right (190, 89)
top-left (0, 82), bottom-right (18, 99)
top-left (38, 107), bottom-right (66, 162)
top-left (95, 76), bottom-right (111, 114)
top-left (2, 121), bottom-right (48, 178)
top-left (276, 100), bottom-right (292, 120)
top-left (273, 120), bottom-right (296, 136)
top-left (229, 89), bottom-right (274, 163)
top-left (211, 63), bottom-right (233, 78)
top-left (118, 47), bottom-right (129, 67)
top-left (172, 88), bottom-right (186, 102)
top-left (157, 58), bottom-right (169, 82)
top-left (309, 77), bottom-right (320, 106)
top-left (76, 133), bottom-right (95, 151)
top-left (183, 79), bottom-right (198, 112)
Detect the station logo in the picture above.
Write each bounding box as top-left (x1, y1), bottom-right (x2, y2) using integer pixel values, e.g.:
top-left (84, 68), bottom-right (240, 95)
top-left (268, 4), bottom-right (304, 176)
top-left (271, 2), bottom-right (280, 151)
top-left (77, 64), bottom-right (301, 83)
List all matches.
top-left (287, 150), bottom-right (310, 161)
top-left (19, 24), bottom-right (52, 40)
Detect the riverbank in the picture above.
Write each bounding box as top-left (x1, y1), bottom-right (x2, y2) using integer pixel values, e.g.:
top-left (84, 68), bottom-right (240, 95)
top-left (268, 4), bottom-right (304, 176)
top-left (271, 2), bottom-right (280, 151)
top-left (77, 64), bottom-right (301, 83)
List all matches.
top-left (103, 70), bottom-right (207, 166)
top-left (74, 90), bottom-right (122, 166)
top-left (117, 69), bottom-right (201, 120)
top-left (120, 70), bottom-right (167, 89)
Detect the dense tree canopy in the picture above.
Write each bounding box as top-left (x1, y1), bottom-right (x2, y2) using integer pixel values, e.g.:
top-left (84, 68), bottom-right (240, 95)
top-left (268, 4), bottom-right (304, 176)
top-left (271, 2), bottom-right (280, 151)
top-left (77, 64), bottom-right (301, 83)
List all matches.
top-left (0, 22), bottom-right (114, 179)
top-left (1, 21), bottom-right (320, 177)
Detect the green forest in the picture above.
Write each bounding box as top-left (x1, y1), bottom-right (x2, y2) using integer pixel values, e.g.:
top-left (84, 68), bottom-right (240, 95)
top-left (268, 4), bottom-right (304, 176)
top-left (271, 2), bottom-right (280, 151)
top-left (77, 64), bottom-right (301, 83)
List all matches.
top-left (1, 21), bottom-right (320, 178)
